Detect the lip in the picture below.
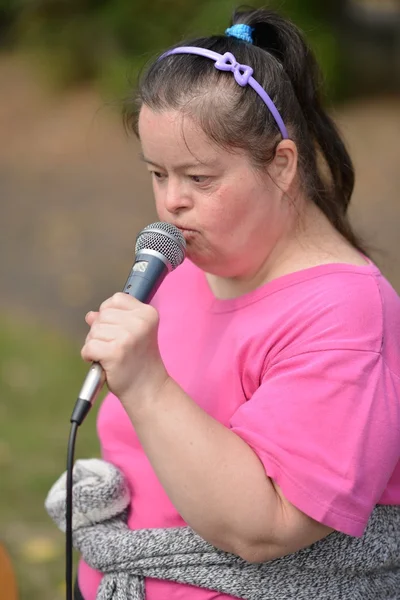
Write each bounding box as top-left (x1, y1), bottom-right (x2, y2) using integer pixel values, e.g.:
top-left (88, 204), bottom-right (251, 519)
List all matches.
top-left (175, 226), bottom-right (197, 233)
top-left (176, 227), bottom-right (197, 243)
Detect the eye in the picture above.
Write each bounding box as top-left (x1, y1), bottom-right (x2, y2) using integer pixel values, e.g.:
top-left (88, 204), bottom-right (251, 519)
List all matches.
top-left (151, 171), bottom-right (167, 181)
top-left (190, 175), bottom-right (209, 184)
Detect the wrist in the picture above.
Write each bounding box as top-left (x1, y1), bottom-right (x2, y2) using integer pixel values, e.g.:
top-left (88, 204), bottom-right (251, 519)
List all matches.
top-left (120, 366), bottom-right (172, 422)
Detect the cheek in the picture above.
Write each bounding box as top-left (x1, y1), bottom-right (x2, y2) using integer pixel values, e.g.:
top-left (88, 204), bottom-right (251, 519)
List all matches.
top-left (205, 184), bottom-right (243, 220)
top-left (205, 187), bottom-right (255, 232)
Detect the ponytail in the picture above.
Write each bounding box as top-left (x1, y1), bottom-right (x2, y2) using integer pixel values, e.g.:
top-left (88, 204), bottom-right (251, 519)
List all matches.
top-left (232, 9), bottom-right (362, 248)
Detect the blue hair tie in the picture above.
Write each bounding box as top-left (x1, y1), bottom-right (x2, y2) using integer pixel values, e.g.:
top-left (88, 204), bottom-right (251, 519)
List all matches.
top-left (225, 24), bottom-right (254, 44)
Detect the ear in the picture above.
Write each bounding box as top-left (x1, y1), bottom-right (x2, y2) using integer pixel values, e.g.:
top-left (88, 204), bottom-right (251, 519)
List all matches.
top-left (269, 139), bottom-right (298, 193)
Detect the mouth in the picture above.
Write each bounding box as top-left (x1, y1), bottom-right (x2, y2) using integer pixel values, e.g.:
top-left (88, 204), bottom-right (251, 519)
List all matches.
top-left (175, 225), bottom-right (197, 233)
top-left (175, 227), bottom-right (197, 242)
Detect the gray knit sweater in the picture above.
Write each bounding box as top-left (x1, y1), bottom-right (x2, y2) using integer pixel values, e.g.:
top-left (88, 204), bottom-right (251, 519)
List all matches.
top-left (45, 458), bottom-right (400, 600)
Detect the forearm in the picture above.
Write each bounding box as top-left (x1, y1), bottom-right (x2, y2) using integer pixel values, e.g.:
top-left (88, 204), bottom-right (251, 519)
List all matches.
top-left (125, 377), bottom-right (283, 562)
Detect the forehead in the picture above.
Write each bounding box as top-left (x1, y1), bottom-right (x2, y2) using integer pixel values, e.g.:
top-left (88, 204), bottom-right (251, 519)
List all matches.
top-left (138, 106), bottom-right (230, 166)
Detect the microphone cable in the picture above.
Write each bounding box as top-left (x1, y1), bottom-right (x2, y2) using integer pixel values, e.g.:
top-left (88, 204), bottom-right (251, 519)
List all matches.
top-left (66, 421), bottom-right (79, 600)
top-left (63, 222), bottom-right (186, 600)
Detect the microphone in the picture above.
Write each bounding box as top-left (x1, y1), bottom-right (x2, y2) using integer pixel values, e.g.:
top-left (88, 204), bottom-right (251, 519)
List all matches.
top-left (70, 221), bottom-right (186, 426)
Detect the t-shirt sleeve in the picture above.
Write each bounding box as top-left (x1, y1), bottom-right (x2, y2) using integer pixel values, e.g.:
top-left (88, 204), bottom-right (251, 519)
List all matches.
top-left (229, 348), bottom-right (400, 536)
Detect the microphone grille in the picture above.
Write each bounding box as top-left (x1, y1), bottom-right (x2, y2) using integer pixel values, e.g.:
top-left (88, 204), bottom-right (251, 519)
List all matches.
top-left (135, 222), bottom-right (186, 270)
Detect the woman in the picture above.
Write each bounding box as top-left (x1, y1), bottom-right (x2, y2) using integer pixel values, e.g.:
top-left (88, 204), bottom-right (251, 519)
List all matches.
top-left (61, 6), bottom-right (400, 600)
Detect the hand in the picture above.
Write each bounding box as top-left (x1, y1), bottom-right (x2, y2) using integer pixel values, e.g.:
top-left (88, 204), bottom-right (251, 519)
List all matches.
top-left (81, 293), bottom-right (169, 408)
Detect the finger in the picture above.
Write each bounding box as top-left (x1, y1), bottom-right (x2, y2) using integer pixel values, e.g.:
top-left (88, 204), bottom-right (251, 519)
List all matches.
top-left (86, 307), bottom-right (127, 328)
top-left (96, 307), bottom-right (135, 326)
top-left (81, 338), bottom-right (114, 364)
top-left (85, 311), bottom-right (98, 326)
top-left (87, 322), bottom-right (128, 343)
top-left (99, 292), bottom-right (140, 312)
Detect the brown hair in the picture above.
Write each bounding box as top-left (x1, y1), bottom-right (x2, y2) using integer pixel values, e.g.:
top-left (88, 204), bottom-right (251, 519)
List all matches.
top-left (124, 7), bottom-right (366, 253)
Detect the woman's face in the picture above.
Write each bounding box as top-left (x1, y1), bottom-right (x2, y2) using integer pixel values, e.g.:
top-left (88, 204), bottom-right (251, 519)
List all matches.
top-left (138, 106), bottom-right (293, 278)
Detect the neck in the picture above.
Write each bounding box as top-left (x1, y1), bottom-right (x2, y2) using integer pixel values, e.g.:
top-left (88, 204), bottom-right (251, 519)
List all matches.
top-left (205, 201), bottom-right (364, 300)
top-left (205, 238), bottom-right (294, 300)
top-left (205, 217), bottom-right (299, 300)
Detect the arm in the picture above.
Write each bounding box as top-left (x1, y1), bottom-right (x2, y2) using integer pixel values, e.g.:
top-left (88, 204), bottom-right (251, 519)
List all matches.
top-left (127, 376), bottom-right (333, 562)
top-left (82, 293), bottom-right (333, 563)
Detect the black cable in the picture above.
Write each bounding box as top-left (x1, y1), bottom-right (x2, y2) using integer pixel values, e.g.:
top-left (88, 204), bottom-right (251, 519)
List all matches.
top-left (65, 368), bottom-right (101, 600)
top-left (66, 420), bottom-right (79, 600)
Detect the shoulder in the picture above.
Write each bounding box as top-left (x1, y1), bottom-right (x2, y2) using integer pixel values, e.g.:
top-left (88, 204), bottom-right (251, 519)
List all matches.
top-left (264, 262), bottom-right (400, 362)
top-left (298, 265), bottom-right (383, 337)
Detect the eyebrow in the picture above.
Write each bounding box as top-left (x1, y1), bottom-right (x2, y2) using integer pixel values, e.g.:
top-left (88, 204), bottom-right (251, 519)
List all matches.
top-left (139, 152), bottom-right (215, 171)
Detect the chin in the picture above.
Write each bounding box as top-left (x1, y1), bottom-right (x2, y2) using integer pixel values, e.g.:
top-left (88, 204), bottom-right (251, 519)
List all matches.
top-left (188, 254), bottom-right (235, 278)
top-left (186, 250), bottom-right (213, 271)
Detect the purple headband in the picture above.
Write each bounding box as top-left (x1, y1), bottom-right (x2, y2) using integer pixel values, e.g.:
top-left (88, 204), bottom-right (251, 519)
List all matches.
top-left (159, 46), bottom-right (289, 140)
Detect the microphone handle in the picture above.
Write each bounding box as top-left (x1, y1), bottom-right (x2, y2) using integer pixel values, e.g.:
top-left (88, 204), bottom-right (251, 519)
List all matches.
top-left (70, 252), bottom-right (169, 425)
top-left (122, 250), bottom-right (170, 303)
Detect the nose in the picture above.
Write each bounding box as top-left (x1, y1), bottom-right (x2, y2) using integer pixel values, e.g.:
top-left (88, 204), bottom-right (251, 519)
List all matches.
top-left (162, 178), bottom-right (192, 215)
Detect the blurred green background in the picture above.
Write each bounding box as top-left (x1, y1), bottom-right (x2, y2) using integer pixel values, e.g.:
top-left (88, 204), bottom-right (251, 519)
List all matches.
top-left (0, 1), bottom-right (399, 598)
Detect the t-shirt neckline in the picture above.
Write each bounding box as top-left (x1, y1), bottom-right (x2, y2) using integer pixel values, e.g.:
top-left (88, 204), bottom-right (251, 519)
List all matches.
top-left (193, 257), bottom-right (379, 314)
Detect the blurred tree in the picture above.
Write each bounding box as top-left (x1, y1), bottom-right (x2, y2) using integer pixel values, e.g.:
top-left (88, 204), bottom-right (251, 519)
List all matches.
top-left (0, 0), bottom-right (18, 46)
top-left (337, 0), bottom-right (400, 95)
top-left (3, 0), bottom-right (396, 99)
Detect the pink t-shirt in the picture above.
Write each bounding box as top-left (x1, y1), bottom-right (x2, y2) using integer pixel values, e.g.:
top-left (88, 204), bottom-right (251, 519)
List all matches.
top-left (78, 258), bottom-right (400, 600)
